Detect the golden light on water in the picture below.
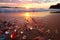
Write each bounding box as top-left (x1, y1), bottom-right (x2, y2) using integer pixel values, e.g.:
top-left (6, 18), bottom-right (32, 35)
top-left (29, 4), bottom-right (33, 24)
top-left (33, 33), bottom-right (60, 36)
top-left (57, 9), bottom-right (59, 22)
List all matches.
top-left (23, 12), bottom-right (50, 17)
top-left (24, 12), bottom-right (31, 20)
top-left (22, 12), bottom-right (50, 21)
top-left (25, 12), bottom-right (30, 17)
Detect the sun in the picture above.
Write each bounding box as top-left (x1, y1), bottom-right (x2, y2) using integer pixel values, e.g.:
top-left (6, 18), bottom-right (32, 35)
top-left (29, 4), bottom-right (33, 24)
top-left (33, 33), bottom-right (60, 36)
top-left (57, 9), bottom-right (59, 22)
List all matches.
top-left (25, 6), bottom-right (30, 9)
top-left (22, 4), bottom-right (33, 9)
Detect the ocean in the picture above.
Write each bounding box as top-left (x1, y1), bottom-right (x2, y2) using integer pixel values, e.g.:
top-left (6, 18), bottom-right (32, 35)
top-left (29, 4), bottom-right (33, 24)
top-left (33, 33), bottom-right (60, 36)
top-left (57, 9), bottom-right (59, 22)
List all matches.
top-left (0, 9), bottom-right (60, 40)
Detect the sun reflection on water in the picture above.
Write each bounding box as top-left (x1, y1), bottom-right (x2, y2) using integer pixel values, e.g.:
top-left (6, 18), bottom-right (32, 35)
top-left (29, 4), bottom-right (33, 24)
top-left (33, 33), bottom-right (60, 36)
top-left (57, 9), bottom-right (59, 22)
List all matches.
top-left (22, 12), bottom-right (50, 22)
top-left (23, 12), bottom-right (50, 17)
top-left (24, 12), bottom-right (31, 21)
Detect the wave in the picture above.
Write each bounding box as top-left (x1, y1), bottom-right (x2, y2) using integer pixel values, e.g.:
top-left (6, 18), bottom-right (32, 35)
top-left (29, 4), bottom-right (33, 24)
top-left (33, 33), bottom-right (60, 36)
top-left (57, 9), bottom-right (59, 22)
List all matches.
top-left (0, 8), bottom-right (50, 13)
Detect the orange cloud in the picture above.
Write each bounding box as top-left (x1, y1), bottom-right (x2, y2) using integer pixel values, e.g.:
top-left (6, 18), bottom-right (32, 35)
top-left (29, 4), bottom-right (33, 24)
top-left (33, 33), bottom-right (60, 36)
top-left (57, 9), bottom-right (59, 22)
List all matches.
top-left (0, 2), bottom-right (58, 8)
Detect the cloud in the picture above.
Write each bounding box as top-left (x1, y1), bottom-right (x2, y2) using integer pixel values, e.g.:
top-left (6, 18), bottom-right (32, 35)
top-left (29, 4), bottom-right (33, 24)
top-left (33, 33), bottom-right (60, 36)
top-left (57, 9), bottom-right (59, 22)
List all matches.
top-left (0, 0), bottom-right (60, 3)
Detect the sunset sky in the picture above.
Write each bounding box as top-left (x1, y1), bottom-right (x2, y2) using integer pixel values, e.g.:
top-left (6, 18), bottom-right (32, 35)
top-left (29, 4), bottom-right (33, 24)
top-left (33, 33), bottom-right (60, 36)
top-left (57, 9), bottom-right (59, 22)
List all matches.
top-left (0, 0), bottom-right (60, 8)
